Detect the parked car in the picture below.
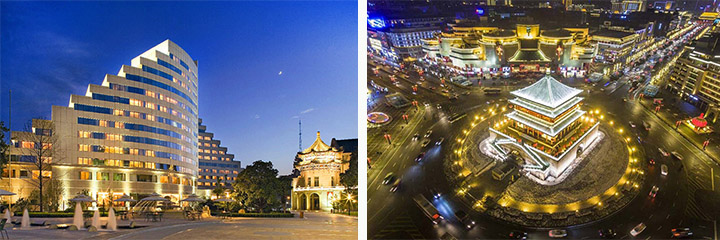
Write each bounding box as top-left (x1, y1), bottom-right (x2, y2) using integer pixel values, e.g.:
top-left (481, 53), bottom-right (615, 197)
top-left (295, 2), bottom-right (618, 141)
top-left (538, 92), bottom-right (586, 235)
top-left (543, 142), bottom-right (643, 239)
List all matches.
top-left (671, 228), bottom-right (693, 238)
top-left (631, 223), bottom-right (647, 236)
top-left (549, 229), bottom-right (568, 238)
top-left (661, 164), bottom-right (668, 176)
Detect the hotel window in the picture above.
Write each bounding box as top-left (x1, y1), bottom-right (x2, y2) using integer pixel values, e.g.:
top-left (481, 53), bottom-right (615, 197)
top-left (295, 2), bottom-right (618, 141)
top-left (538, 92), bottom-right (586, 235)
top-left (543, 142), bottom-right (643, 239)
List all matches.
top-left (314, 177), bottom-right (319, 187)
top-left (212, 144), bottom-right (217, 147)
top-left (97, 172), bottom-right (110, 181)
top-left (79, 171), bottom-right (91, 180)
top-left (307, 178), bottom-right (312, 187)
top-left (21, 141), bottom-right (35, 149)
top-left (331, 177), bottom-right (335, 186)
top-left (146, 90), bottom-right (156, 98)
top-left (172, 177), bottom-right (179, 184)
top-left (99, 120), bottom-right (108, 127)
top-left (78, 144), bottom-right (90, 152)
top-left (113, 109), bottom-right (124, 116)
top-left (78, 157), bottom-right (91, 165)
top-left (113, 173), bottom-right (126, 181)
top-left (146, 102), bottom-right (155, 109)
top-left (129, 99), bottom-right (142, 106)
top-left (160, 176), bottom-right (169, 183)
top-left (147, 114), bottom-right (155, 121)
top-left (78, 131), bottom-right (90, 138)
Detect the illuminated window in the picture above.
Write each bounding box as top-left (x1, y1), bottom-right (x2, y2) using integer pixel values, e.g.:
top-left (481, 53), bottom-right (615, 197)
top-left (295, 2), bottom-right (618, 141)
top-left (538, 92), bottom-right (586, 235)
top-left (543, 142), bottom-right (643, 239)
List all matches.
top-left (129, 99), bottom-right (142, 106)
top-left (79, 171), bottom-right (91, 180)
top-left (159, 176), bottom-right (169, 183)
top-left (130, 112), bottom-right (140, 118)
top-left (147, 114), bottom-right (155, 121)
top-left (114, 109), bottom-right (124, 116)
top-left (219, 151), bottom-right (224, 155)
top-left (21, 141), bottom-right (35, 149)
top-left (78, 144), bottom-right (90, 152)
top-left (211, 157), bottom-right (218, 160)
top-left (331, 177), bottom-right (335, 186)
top-left (113, 173), bottom-right (126, 181)
top-left (314, 177), bottom-right (319, 187)
top-left (146, 90), bottom-right (156, 98)
top-left (146, 150), bottom-right (155, 157)
top-left (159, 106), bottom-right (167, 112)
top-left (99, 120), bottom-right (108, 127)
top-left (146, 102), bottom-right (156, 109)
top-left (97, 172), bottom-right (110, 181)
top-left (115, 122), bottom-right (124, 128)
top-left (78, 157), bottom-right (91, 165)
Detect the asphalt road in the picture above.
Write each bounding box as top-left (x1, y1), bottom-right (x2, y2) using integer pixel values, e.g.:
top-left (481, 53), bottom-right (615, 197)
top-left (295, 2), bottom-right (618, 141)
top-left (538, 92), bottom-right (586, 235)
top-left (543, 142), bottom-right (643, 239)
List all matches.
top-left (367, 23), bottom-right (719, 240)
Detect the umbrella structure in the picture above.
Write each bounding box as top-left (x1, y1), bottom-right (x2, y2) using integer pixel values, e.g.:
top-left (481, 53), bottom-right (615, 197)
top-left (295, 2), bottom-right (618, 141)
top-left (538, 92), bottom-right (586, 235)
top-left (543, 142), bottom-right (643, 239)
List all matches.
top-left (213, 197), bottom-right (234, 213)
top-left (113, 194), bottom-right (137, 211)
top-left (140, 193), bottom-right (167, 202)
top-left (134, 193), bottom-right (169, 212)
top-left (69, 194), bottom-right (95, 202)
top-left (0, 189), bottom-right (16, 215)
top-left (180, 194), bottom-right (204, 202)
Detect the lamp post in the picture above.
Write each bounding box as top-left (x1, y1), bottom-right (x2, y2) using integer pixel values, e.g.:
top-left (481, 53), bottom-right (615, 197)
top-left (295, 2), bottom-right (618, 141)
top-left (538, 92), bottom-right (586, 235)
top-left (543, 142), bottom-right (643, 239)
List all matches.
top-left (402, 114), bottom-right (409, 123)
top-left (383, 132), bottom-right (392, 145)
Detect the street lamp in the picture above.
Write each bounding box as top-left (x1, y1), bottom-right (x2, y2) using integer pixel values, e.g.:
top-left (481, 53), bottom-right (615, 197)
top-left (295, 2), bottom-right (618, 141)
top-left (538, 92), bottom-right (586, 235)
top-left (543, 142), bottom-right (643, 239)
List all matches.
top-left (383, 132), bottom-right (392, 144)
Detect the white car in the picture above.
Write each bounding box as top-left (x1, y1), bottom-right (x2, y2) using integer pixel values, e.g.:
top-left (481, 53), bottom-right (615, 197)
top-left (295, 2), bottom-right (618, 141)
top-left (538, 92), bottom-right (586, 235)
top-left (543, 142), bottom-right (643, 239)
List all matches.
top-left (671, 151), bottom-right (683, 160)
top-left (661, 164), bottom-right (668, 176)
top-left (548, 229), bottom-right (567, 238)
top-left (628, 121), bottom-right (636, 128)
top-left (658, 148), bottom-right (670, 156)
top-left (630, 223), bottom-right (646, 236)
top-left (436, 137), bottom-right (445, 145)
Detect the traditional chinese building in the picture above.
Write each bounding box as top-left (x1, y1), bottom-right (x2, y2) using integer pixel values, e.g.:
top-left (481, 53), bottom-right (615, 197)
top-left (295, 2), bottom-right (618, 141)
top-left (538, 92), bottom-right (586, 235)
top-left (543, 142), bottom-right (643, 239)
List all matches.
top-left (291, 132), bottom-right (354, 211)
top-left (489, 74), bottom-right (600, 183)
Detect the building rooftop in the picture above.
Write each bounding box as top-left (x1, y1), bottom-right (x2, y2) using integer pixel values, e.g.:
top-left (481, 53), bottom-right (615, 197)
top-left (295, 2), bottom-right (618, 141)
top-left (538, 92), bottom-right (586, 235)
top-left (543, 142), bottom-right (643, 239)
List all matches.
top-left (301, 131), bottom-right (337, 154)
top-left (592, 29), bottom-right (635, 39)
top-left (510, 75), bottom-right (583, 109)
top-left (541, 29), bottom-right (573, 39)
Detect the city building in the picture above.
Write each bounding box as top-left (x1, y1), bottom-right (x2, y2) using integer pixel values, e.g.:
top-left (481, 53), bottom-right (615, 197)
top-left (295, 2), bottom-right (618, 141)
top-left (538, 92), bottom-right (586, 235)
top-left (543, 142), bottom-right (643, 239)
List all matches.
top-left (291, 132), bottom-right (356, 211)
top-left (367, 14), bottom-right (447, 61)
top-left (196, 118), bottom-right (242, 195)
top-left (3, 40), bottom-right (199, 208)
top-left (611, 0), bottom-right (647, 13)
top-left (668, 32), bottom-right (720, 121)
top-left (488, 74), bottom-right (600, 184)
top-left (590, 29), bottom-right (639, 72)
top-left (423, 23), bottom-right (592, 76)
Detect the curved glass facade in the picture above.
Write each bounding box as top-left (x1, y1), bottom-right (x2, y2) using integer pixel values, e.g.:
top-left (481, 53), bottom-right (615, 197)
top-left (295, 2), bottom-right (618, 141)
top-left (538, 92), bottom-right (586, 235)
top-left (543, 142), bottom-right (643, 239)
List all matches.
top-left (52, 40), bottom-right (199, 205)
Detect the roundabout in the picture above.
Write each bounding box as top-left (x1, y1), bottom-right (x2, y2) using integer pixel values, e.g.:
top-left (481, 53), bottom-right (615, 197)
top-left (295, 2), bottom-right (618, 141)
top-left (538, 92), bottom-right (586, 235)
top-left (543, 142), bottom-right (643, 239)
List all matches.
top-left (445, 75), bottom-right (648, 227)
top-left (367, 112), bottom-right (391, 128)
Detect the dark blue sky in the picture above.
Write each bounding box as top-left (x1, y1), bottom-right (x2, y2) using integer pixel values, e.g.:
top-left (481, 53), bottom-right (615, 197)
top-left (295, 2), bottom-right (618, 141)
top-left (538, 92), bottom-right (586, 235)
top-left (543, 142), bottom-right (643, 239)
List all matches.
top-left (0, 1), bottom-right (358, 174)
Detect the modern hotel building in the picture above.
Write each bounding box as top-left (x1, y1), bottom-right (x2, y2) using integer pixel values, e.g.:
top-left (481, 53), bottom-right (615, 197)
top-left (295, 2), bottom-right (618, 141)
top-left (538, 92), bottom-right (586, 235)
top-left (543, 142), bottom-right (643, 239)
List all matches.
top-left (3, 40), bottom-right (199, 207)
top-left (196, 118), bottom-right (242, 194)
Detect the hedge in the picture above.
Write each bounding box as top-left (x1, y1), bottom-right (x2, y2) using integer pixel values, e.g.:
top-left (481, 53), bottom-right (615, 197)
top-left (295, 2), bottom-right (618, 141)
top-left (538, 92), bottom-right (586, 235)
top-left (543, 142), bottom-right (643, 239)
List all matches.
top-left (215, 212), bottom-right (294, 218)
top-left (13, 212), bottom-right (109, 218)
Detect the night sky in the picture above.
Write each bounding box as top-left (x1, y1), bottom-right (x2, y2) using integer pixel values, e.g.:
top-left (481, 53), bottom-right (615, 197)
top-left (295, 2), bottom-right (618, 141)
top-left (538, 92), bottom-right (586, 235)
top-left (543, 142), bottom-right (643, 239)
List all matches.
top-left (0, 1), bottom-right (358, 174)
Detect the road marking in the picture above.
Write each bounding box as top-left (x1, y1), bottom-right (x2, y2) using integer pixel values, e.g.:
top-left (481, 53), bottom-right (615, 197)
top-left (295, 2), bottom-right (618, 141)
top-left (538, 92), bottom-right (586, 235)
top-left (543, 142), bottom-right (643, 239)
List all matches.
top-left (667, 214), bottom-right (671, 219)
top-left (645, 236), bottom-right (651, 240)
top-left (714, 220), bottom-right (717, 240)
top-left (657, 225), bottom-right (663, 231)
top-left (712, 168), bottom-right (715, 191)
top-left (649, 214), bottom-right (654, 219)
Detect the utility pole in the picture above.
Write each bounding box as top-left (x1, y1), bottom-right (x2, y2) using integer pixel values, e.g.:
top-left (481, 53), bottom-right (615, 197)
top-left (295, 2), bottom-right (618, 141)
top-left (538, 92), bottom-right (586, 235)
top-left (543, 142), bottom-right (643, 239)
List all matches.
top-left (298, 118), bottom-right (302, 152)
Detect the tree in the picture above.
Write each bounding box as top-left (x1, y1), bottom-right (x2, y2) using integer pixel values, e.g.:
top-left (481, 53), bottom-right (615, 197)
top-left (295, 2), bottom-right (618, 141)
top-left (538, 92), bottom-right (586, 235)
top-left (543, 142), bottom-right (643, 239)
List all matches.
top-left (0, 121), bottom-right (9, 179)
top-left (232, 160), bottom-right (285, 212)
top-left (17, 119), bottom-right (59, 212)
top-left (339, 150), bottom-right (358, 213)
top-left (212, 176), bottom-right (225, 198)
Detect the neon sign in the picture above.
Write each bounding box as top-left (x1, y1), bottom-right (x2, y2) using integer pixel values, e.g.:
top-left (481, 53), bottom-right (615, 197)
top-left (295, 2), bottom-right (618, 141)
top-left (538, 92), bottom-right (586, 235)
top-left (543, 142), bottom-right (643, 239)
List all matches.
top-left (368, 18), bottom-right (386, 29)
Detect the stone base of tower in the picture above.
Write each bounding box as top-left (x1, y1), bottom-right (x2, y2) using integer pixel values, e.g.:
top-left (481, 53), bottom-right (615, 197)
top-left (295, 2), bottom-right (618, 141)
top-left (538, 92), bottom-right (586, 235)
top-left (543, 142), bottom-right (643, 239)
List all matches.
top-left (486, 122), bottom-right (601, 185)
top-left (291, 188), bottom-right (345, 212)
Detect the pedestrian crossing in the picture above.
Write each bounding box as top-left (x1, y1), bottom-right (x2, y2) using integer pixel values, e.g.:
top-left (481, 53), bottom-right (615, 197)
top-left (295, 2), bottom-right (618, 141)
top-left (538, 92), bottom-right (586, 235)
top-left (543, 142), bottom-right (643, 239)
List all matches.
top-left (372, 213), bottom-right (425, 239)
top-left (684, 167), bottom-right (712, 221)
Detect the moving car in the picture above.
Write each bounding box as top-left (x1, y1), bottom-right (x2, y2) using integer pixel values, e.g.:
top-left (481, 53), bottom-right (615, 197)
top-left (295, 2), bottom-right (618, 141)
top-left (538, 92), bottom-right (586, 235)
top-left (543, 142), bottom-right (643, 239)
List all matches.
top-left (436, 104), bottom-right (442, 109)
top-left (671, 228), bottom-right (693, 238)
top-left (430, 188), bottom-right (442, 199)
top-left (382, 173), bottom-right (396, 185)
top-left (454, 210), bottom-right (476, 230)
top-left (671, 151), bottom-right (683, 160)
top-left (421, 139), bottom-right (430, 148)
top-left (549, 229), bottom-right (568, 238)
top-left (436, 137), bottom-right (445, 145)
top-left (509, 231), bottom-right (528, 239)
top-left (661, 164), bottom-right (668, 176)
top-left (648, 158), bottom-right (655, 165)
top-left (629, 121), bottom-right (636, 128)
top-left (658, 148), bottom-right (670, 156)
top-left (390, 179), bottom-right (401, 192)
top-left (631, 223), bottom-right (647, 236)
top-left (415, 152), bottom-right (426, 162)
top-left (412, 134), bottom-right (420, 141)
top-left (649, 186), bottom-right (659, 198)
top-left (424, 130), bottom-right (433, 138)
top-left (599, 229), bottom-right (616, 238)
top-left (412, 194), bottom-right (444, 224)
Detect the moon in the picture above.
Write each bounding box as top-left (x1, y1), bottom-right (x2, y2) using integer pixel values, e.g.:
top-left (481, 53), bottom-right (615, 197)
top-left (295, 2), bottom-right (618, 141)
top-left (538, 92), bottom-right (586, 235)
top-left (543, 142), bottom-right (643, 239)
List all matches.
top-left (278, 71), bottom-right (283, 75)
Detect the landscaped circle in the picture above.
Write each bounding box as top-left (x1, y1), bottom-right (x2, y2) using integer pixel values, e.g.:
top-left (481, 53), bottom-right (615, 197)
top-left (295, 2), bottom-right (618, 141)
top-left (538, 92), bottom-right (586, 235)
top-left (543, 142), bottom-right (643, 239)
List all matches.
top-left (367, 112), bottom-right (391, 124)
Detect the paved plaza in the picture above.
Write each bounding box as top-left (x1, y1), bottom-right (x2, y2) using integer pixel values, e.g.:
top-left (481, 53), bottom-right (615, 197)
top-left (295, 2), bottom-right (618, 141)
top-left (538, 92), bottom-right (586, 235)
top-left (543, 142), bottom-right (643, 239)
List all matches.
top-left (2, 212), bottom-right (357, 240)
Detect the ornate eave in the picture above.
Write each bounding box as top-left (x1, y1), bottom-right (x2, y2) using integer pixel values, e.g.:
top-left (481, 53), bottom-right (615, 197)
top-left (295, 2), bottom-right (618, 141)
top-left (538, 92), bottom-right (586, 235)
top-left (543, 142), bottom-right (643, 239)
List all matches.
top-left (510, 75), bottom-right (583, 109)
